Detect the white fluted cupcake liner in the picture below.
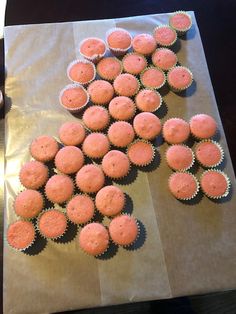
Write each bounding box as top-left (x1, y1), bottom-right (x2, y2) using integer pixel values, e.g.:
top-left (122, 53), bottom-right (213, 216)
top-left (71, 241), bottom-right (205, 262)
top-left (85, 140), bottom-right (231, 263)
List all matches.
top-left (126, 139), bottom-right (155, 167)
top-left (106, 28), bottom-right (132, 56)
top-left (79, 37), bottom-right (107, 63)
top-left (153, 25), bottom-right (177, 47)
top-left (140, 66), bottom-right (166, 90)
top-left (67, 59), bottom-right (96, 85)
top-left (195, 140), bottom-right (224, 168)
top-left (167, 66), bottom-right (193, 92)
top-left (165, 144), bottom-right (195, 171)
top-left (169, 11), bottom-right (192, 36)
top-left (200, 170), bottom-right (230, 199)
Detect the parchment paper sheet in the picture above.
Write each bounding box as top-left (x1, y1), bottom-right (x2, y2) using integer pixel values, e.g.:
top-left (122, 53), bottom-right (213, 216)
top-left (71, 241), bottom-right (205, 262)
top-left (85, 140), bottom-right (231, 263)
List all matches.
top-left (3, 12), bottom-right (236, 314)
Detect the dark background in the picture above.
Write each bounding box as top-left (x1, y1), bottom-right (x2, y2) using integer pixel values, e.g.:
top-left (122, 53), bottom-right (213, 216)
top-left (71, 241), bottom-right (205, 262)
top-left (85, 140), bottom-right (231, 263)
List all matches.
top-left (1, 0), bottom-right (236, 313)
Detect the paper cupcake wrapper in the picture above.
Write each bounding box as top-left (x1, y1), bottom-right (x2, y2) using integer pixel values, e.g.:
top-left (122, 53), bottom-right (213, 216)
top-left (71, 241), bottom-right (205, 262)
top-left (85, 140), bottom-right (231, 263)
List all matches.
top-left (165, 144), bottom-right (195, 171)
top-left (151, 47), bottom-right (178, 72)
top-left (107, 121), bottom-right (135, 148)
top-left (36, 208), bottom-right (68, 240)
top-left (79, 37), bottom-right (107, 63)
top-left (113, 74), bottom-right (141, 97)
top-left (167, 66), bottom-right (193, 92)
top-left (135, 88), bottom-right (163, 113)
top-left (200, 170), bottom-right (230, 199)
top-left (82, 132), bottom-right (111, 159)
top-left (140, 66), bottom-right (166, 90)
top-left (153, 25), bottom-right (178, 47)
top-left (122, 52), bottom-right (148, 75)
top-left (67, 59), bottom-right (96, 85)
top-left (106, 28), bottom-right (132, 56)
top-left (96, 57), bottom-right (123, 81)
top-left (169, 11), bottom-right (192, 35)
top-left (126, 139), bottom-right (155, 167)
top-left (195, 140), bottom-right (224, 168)
top-left (109, 98), bottom-right (137, 121)
top-left (59, 83), bottom-right (90, 113)
top-left (168, 171), bottom-right (200, 201)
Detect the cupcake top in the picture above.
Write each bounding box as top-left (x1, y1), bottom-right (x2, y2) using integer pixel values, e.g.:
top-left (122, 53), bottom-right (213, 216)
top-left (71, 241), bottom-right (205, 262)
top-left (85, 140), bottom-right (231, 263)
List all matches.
top-left (133, 112), bottom-right (162, 140)
top-left (127, 140), bottom-right (154, 166)
top-left (82, 133), bottom-right (110, 159)
top-left (195, 140), bottom-right (223, 168)
top-left (200, 170), bottom-right (229, 199)
top-left (166, 144), bottom-right (194, 171)
top-left (122, 53), bottom-right (147, 75)
top-left (30, 135), bottom-right (59, 162)
top-left (59, 121), bottom-right (86, 146)
top-left (95, 185), bottom-right (125, 216)
top-left (132, 33), bottom-right (156, 55)
top-left (14, 189), bottom-right (44, 219)
top-left (108, 121), bottom-right (135, 147)
top-left (66, 194), bottom-right (95, 224)
top-left (7, 221), bottom-right (35, 251)
top-left (102, 150), bottom-right (130, 179)
top-left (45, 174), bottom-right (74, 203)
top-left (79, 37), bottom-right (106, 60)
top-left (55, 146), bottom-right (84, 174)
top-left (135, 89), bottom-right (162, 112)
top-left (37, 209), bottom-right (67, 239)
top-left (152, 48), bottom-right (177, 71)
top-left (190, 114), bottom-right (217, 139)
top-left (19, 160), bottom-right (48, 190)
top-left (59, 84), bottom-right (89, 111)
top-left (163, 118), bottom-right (190, 144)
top-left (169, 11), bottom-right (192, 33)
top-left (153, 25), bottom-right (177, 47)
top-left (140, 67), bottom-right (166, 89)
top-left (109, 214), bottom-right (138, 246)
top-left (109, 96), bottom-right (136, 121)
top-left (87, 80), bottom-right (114, 105)
top-left (167, 66), bottom-right (193, 91)
top-left (97, 57), bottom-right (122, 80)
top-left (67, 59), bottom-right (96, 85)
top-left (113, 73), bottom-right (139, 97)
top-left (79, 222), bottom-right (109, 256)
top-left (76, 164), bottom-right (105, 193)
top-left (83, 105), bottom-right (110, 131)
top-left (106, 28), bottom-right (132, 50)
top-left (168, 172), bottom-right (199, 200)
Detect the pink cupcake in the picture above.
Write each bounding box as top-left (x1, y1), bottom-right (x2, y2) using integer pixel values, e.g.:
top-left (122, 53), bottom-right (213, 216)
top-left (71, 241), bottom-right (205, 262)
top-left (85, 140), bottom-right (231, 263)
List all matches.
top-left (109, 214), bottom-right (139, 246)
top-left (168, 172), bottom-right (199, 200)
top-left (132, 33), bottom-right (156, 55)
top-left (133, 112), bottom-right (162, 140)
top-left (97, 57), bottom-right (122, 81)
top-left (79, 223), bottom-right (109, 256)
top-left (79, 37), bottom-right (106, 63)
top-left (95, 185), bottom-right (125, 216)
top-left (108, 121), bottom-right (135, 148)
top-left (165, 144), bottom-right (194, 171)
top-left (169, 11), bottom-right (192, 35)
top-left (66, 194), bottom-right (95, 224)
top-left (167, 66), bottom-right (193, 91)
top-left (109, 96), bottom-right (136, 121)
top-left (19, 160), bottom-right (48, 190)
top-left (82, 133), bottom-right (110, 159)
top-left (87, 80), bottom-right (114, 105)
top-left (113, 73), bottom-right (140, 97)
top-left (200, 170), bottom-right (230, 199)
top-left (163, 118), bottom-right (190, 144)
top-left (76, 164), bottom-right (105, 193)
top-left (55, 146), bottom-right (84, 174)
top-left (67, 59), bottom-right (96, 85)
top-left (189, 114), bottom-right (217, 139)
top-left (135, 89), bottom-right (162, 112)
top-left (14, 190), bottom-right (44, 219)
top-left (59, 121), bottom-right (86, 146)
top-left (140, 67), bottom-right (166, 89)
top-left (153, 25), bottom-right (177, 47)
top-left (82, 105), bottom-right (110, 131)
top-left (122, 53), bottom-right (147, 75)
top-left (45, 174), bottom-right (74, 203)
top-left (59, 84), bottom-right (89, 112)
top-left (127, 140), bottom-right (155, 166)
top-left (7, 220), bottom-right (35, 251)
top-left (152, 48), bottom-right (178, 71)
top-left (106, 28), bottom-right (132, 56)
top-left (37, 209), bottom-right (67, 239)
top-left (102, 150), bottom-right (130, 179)
top-left (30, 135), bottom-right (59, 162)
top-left (195, 140), bottom-right (224, 168)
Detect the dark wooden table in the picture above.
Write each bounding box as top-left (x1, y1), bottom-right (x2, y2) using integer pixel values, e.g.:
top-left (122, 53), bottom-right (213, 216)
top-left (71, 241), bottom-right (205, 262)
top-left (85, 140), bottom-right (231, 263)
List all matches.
top-left (1, 0), bottom-right (236, 313)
